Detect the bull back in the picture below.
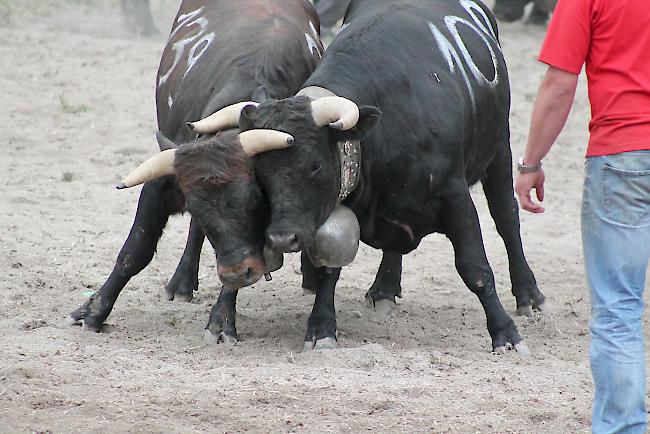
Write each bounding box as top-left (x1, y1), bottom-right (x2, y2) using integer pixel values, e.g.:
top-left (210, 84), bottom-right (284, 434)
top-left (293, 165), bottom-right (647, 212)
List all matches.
top-left (157, 0), bottom-right (322, 144)
top-left (307, 0), bottom-right (509, 183)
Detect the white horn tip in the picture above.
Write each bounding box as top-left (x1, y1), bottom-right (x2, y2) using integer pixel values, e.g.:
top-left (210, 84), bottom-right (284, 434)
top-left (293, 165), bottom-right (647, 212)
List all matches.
top-left (116, 182), bottom-right (127, 190)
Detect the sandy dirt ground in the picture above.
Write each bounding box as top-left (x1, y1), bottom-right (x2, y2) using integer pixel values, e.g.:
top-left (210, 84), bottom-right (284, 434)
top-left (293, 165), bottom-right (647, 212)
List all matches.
top-left (1, 1), bottom-right (648, 433)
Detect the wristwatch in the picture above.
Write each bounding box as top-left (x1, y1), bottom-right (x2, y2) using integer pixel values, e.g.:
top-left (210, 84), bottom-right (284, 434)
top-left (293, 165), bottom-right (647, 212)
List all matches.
top-left (517, 157), bottom-right (542, 174)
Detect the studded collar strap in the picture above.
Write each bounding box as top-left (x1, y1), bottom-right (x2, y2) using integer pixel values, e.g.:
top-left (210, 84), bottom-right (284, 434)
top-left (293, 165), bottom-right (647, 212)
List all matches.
top-left (337, 139), bottom-right (361, 202)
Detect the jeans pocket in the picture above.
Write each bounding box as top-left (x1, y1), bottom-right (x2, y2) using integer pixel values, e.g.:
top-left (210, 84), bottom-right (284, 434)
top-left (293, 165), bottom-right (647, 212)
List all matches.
top-left (603, 164), bottom-right (650, 226)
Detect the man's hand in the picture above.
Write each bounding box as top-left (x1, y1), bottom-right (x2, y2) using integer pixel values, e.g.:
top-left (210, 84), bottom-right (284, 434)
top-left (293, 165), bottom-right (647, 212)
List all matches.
top-left (515, 169), bottom-right (546, 213)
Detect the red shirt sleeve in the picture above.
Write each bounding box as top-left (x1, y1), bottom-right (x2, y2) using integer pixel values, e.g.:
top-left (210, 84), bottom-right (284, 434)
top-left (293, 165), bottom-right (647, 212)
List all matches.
top-left (538, 0), bottom-right (592, 74)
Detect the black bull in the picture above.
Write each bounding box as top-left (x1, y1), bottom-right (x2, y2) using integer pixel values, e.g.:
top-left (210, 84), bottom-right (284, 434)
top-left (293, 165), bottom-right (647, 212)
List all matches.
top-left (241, 0), bottom-right (546, 352)
top-left (64, 0), bottom-right (322, 340)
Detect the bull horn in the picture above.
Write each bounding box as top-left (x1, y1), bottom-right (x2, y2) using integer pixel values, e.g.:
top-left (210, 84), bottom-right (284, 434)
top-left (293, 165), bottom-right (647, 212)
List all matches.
top-left (187, 101), bottom-right (258, 134)
top-left (238, 129), bottom-right (294, 157)
top-left (310, 96), bottom-right (360, 130)
top-left (116, 149), bottom-right (176, 189)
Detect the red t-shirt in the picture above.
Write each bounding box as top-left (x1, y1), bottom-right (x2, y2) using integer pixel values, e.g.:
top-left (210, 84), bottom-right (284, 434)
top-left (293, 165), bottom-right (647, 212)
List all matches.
top-left (538, 0), bottom-right (650, 157)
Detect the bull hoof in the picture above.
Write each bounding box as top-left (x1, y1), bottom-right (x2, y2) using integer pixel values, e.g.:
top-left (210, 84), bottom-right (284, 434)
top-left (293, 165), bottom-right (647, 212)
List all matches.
top-left (82, 322), bottom-right (103, 333)
top-left (517, 305), bottom-right (534, 317)
top-left (172, 292), bottom-right (193, 303)
top-left (303, 336), bottom-right (337, 351)
top-left (164, 282), bottom-right (195, 303)
top-left (364, 293), bottom-right (397, 315)
top-left (493, 341), bottom-right (531, 358)
top-left (65, 298), bottom-right (107, 332)
top-left (165, 266), bottom-right (198, 302)
top-left (373, 299), bottom-right (397, 315)
top-left (515, 342), bottom-right (531, 357)
top-left (490, 317), bottom-right (525, 355)
top-left (56, 316), bottom-right (80, 328)
top-left (203, 328), bottom-right (237, 345)
top-left (315, 337), bottom-right (337, 350)
top-left (57, 316), bottom-right (104, 333)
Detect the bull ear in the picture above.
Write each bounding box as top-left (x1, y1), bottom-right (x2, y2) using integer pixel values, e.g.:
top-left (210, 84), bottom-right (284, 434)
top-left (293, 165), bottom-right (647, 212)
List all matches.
top-left (239, 104), bottom-right (257, 132)
top-left (334, 105), bottom-right (381, 141)
top-left (155, 131), bottom-right (178, 151)
top-left (355, 106), bottom-right (381, 136)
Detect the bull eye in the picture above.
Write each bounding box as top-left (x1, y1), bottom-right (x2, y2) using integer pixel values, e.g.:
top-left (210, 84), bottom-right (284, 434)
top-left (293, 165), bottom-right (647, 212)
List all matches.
top-left (309, 162), bottom-right (322, 178)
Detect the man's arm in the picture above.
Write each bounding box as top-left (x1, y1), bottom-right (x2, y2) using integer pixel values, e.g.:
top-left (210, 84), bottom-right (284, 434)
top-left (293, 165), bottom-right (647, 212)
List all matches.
top-left (515, 65), bottom-right (579, 213)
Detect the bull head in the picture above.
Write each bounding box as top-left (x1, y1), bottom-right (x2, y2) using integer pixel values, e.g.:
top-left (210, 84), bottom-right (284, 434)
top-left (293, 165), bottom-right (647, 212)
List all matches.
top-left (115, 128), bottom-right (293, 289)
top-left (229, 94), bottom-right (381, 255)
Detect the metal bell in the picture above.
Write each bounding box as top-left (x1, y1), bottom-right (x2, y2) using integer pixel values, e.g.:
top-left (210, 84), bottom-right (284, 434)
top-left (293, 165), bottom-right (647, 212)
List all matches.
top-left (307, 205), bottom-right (360, 268)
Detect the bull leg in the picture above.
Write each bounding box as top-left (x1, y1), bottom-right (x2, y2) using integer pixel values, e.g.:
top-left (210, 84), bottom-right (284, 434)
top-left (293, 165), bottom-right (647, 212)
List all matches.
top-left (65, 177), bottom-right (183, 332)
top-left (203, 287), bottom-right (239, 344)
top-left (302, 256), bottom-right (340, 351)
top-left (482, 145), bottom-right (545, 316)
top-left (301, 251), bottom-right (317, 295)
top-left (441, 187), bottom-right (527, 354)
top-left (365, 250), bottom-right (402, 313)
top-left (164, 217), bottom-right (204, 302)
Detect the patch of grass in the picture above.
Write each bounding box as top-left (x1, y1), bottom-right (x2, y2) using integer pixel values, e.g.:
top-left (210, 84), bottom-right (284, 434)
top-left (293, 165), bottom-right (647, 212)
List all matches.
top-left (58, 94), bottom-right (90, 114)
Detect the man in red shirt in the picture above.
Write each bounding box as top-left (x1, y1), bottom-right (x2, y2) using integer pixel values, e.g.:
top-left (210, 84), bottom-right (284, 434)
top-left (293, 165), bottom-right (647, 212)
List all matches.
top-left (514, 0), bottom-right (650, 432)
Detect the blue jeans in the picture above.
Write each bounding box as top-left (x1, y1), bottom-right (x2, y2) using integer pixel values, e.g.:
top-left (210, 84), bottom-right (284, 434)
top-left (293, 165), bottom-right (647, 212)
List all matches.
top-left (582, 151), bottom-right (650, 434)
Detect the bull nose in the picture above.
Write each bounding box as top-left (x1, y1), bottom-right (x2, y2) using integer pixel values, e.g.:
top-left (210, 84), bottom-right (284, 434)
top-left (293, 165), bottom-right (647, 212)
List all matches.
top-left (219, 268), bottom-right (255, 288)
top-left (217, 257), bottom-right (264, 289)
top-left (267, 232), bottom-right (301, 253)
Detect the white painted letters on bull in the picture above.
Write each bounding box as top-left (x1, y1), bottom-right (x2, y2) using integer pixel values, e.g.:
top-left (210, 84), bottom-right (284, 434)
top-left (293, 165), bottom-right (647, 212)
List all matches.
top-left (158, 7), bottom-right (216, 89)
top-left (428, 0), bottom-right (501, 108)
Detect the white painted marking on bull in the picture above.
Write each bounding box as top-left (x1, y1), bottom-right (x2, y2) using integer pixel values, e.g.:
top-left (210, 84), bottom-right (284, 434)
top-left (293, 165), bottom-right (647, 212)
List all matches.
top-left (427, 1), bottom-right (502, 109)
top-left (185, 32), bottom-right (215, 78)
top-left (158, 7), bottom-right (216, 86)
top-left (459, 0), bottom-right (498, 42)
top-left (429, 22), bottom-right (475, 105)
top-left (444, 15), bottom-right (499, 87)
top-left (168, 95), bottom-right (173, 108)
top-left (310, 21), bottom-right (320, 42)
top-left (305, 21), bottom-right (323, 58)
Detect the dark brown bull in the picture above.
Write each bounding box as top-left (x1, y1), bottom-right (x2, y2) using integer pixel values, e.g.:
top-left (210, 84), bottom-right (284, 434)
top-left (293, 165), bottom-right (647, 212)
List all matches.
top-left (64, 0), bottom-right (323, 342)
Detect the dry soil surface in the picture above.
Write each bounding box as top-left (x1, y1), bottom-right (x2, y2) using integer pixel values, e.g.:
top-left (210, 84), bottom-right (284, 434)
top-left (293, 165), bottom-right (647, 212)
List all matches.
top-left (1, 1), bottom-right (647, 433)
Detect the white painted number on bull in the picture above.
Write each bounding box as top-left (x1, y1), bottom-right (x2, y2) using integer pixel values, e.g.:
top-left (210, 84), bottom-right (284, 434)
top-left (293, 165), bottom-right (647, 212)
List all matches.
top-left (158, 7), bottom-right (216, 88)
top-left (428, 0), bottom-right (501, 108)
